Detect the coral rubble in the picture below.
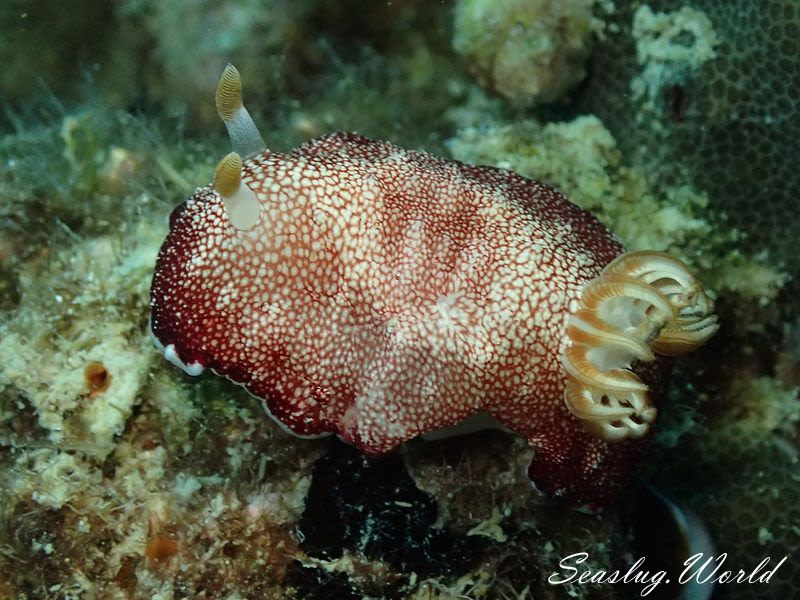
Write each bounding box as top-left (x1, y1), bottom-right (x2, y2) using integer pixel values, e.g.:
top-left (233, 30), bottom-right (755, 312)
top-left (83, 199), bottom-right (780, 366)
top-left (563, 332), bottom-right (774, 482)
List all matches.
top-left (452, 0), bottom-right (606, 107)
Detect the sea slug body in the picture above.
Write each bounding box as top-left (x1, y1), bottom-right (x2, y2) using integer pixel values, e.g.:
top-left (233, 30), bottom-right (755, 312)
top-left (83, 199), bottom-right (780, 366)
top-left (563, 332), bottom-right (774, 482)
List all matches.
top-left (150, 66), bottom-right (718, 506)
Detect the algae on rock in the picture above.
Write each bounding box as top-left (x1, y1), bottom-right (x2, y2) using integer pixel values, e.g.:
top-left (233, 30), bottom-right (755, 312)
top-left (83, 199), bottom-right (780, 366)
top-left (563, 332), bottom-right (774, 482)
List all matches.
top-left (452, 0), bottom-right (607, 107)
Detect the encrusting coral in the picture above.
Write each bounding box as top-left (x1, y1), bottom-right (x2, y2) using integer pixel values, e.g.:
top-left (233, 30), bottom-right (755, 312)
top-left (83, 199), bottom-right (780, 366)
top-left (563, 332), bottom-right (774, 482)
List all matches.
top-left (576, 1), bottom-right (800, 281)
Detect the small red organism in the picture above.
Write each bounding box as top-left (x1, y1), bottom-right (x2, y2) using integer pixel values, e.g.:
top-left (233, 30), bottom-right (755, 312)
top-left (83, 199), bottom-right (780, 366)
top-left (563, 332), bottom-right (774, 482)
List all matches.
top-left (146, 534), bottom-right (178, 567)
top-left (149, 66), bottom-right (718, 507)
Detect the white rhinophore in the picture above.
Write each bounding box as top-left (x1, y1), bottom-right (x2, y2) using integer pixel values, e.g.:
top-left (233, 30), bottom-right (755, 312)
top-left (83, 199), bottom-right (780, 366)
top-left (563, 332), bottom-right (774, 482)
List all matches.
top-left (214, 152), bottom-right (260, 230)
top-left (215, 64), bottom-right (266, 158)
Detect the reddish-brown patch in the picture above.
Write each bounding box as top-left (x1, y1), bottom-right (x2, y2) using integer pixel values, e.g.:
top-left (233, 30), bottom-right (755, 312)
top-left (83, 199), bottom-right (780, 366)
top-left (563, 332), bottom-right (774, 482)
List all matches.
top-left (146, 535), bottom-right (179, 566)
top-left (85, 362), bottom-right (112, 397)
top-left (114, 556), bottom-right (139, 591)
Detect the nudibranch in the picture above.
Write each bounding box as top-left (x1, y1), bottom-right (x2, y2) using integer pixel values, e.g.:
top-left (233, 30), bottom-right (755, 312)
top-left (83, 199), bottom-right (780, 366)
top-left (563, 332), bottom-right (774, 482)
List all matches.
top-left (150, 65), bottom-right (718, 506)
